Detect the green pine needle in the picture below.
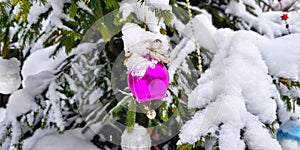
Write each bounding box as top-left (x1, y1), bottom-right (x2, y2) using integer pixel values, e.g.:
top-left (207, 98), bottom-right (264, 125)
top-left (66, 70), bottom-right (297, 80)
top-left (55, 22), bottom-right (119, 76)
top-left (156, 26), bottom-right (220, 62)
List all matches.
top-left (126, 101), bottom-right (136, 132)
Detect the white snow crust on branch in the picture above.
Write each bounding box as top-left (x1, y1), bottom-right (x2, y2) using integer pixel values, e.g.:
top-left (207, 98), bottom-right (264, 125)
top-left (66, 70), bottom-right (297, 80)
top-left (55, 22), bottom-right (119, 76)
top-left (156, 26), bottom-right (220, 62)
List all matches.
top-left (225, 0), bottom-right (300, 37)
top-left (6, 71), bottom-right (56, 121)
top-left (47, 0), bottom-right (73, 30)
top-left (27, 2), bottom-right (51, 26)
top-left (24, 0), bottom-right (75, 30)
top-left (120, 0), bottom-right (171, 33)
top-left (21, 45), bottom-right (67, 85)
top-left (179, 14), bottom-right (300, 150)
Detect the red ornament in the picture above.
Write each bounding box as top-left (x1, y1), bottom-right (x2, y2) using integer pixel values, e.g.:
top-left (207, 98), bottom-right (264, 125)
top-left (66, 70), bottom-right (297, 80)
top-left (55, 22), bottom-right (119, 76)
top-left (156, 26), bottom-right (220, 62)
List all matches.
top-left (281, 14), bottom-right (288, 21)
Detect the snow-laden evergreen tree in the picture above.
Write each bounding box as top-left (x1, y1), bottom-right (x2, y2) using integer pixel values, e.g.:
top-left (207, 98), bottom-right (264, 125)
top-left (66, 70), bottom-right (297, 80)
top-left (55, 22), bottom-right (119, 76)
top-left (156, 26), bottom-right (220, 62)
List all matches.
top-left (0, 0), bottom-right (300, 149)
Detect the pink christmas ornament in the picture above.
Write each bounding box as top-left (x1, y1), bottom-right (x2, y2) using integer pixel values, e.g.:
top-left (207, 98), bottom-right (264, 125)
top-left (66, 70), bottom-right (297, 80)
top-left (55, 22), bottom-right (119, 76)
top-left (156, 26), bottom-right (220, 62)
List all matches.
top-left (127, 62), bottom-right (169, 102)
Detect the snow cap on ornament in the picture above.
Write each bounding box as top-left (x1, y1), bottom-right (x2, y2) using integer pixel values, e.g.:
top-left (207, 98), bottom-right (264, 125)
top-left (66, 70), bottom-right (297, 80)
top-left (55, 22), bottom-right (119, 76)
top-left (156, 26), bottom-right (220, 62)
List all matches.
top-left (277, 115), bottom-right (300, 150)
top-left (122, 23), bottom-right (170, 102)
top-left (121, 124), bottom-right (151, 150)
top-left (122, 23), bottom-right (169, 64)
top-left (0, 57), bottom-right (21, 94)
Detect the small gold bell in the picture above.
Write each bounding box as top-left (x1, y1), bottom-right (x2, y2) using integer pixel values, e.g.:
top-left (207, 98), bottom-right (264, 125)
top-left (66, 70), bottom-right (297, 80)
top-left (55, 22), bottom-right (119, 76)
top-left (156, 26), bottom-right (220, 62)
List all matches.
top-left (147, 109), bottom-right (156, 119)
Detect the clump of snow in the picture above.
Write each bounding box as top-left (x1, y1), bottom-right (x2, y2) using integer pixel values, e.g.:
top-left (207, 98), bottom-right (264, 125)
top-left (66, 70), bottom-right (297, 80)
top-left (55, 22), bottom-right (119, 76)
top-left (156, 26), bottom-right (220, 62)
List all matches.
top-left (244, 113), bottom-right (282, 150)
top-left (6, 89), bottom-right (37, 120)
top-left (122, 23), bottom-right (169, 77)
top-left (6, 71), bottom-right (55, 121)
top-left (122, 23), bottom-right (169, 58)
top-left (179, 15), bottom-right (292, 149)
top-left (23, 128), bottom-right (99, 150)
top-left (248, 33), bottom-right (300, 81)
top-left (0, 57), bottom-right (21, 94)
top-left (226, 1), bottom-right (246, 18)
top-left (21, 45), bottom-right (67, 85)
top-left (121, 124), bottom-right (151, 150)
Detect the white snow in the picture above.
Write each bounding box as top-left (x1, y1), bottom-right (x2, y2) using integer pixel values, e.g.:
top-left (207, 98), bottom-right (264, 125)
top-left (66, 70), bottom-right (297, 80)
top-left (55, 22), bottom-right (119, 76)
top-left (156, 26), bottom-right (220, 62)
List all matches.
top-left (27, 2), bottom-right (50, 25)
top-left (168, 14), bottom-right (218, 82)
top-left (120, 0), bottom-right (171, 33)
top-left (190, 15), bottom-right (300, 81)
top-left (0, 57), bottom-right (21, 94)
top-left (248, 33), bottom-right (300, 81)
top-left (226, 0), bottom-right (277, 36)
top-left (178, 14), bottom-right (297, 149)
top-left (244, 112), bottom-right (282, 150)
top-left (122, 23), bottom-right (169, 58)
top-left (1, 0), bottom-right (300, 149)
top-left (122, 23), bottom-right (169, 76)
top-left (47, 0), bottom-right (73, 30)
top-left (28, 31), bottom-right (52, 54)
top-left (23, 128), bottom-right (99, 150)
top-left (0, 108), bottom-right (6, 123)
top-left (218, 122), bottom-right (245, 150)
top-left (168, 39), bottom-right (195, 81)
top-left (23, 71), bottom-right (56, 94)
top-left (46, 81), bottom-right (65, 131)
top-left (121, 124), bottom-right (151, 150)
top-left (21, 45), bottom-right (67, 85)
top-left (184, 15), bottom-right (218, 53)
top-left (223, 0), bottom-right (300, 37)
top-left (6, 71), bottom-right (55, 120)
top-left (187, 27), bottom-right (278, 122)
top-left (6, 89), bottom-right (36, 120)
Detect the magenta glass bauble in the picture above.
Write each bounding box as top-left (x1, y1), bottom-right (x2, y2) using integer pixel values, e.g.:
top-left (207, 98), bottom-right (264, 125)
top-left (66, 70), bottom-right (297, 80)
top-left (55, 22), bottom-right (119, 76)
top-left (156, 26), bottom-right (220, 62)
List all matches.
top-left (127, 62), bottom-right (169, 102)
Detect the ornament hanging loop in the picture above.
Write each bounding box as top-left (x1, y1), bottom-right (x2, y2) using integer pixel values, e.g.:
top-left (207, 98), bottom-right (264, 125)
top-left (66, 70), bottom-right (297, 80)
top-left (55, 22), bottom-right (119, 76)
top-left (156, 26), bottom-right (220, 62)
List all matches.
top-left (146, 39), bottom-right (170, 64)
top-left (150, 39), bottom-right (162, 50)
top-left (146, 39), bottom-right (162, 52)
